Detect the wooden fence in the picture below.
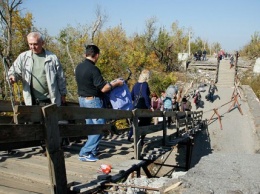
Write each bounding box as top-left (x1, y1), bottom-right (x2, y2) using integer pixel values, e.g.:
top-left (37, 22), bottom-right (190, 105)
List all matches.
top-left (0, 100), bottom-right (203, 193)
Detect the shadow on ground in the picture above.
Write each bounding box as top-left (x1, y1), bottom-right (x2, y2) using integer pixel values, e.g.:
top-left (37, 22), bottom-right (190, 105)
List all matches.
top-left (190, 125), bottom-right (213, 168)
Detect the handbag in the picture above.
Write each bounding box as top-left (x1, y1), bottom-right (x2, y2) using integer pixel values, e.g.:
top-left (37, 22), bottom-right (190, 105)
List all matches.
top-left (134, 83), bottom-right (147, 109)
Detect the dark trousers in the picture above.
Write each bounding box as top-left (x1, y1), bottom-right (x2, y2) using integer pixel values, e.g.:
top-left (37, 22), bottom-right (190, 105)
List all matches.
top-left (164, 108), bottom-right (173, 127)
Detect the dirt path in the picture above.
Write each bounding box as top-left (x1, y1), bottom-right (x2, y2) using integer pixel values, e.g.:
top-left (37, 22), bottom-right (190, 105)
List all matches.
top-left (191, 57), bottom-right (256, 165)
top-left (179, 57), bottom-right (260, 194)
top-left (205, 57), bottom-right (255, 153)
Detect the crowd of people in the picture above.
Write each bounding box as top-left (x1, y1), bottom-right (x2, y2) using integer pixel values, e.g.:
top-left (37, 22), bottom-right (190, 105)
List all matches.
top-left (6, 31), bottom-right (221, 163)
top-left (193, 49), bottom-right (207, 61)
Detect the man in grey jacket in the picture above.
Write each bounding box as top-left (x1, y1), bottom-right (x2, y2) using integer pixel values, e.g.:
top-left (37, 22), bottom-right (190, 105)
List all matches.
top-left (8, 32), bottom-right (67, 106)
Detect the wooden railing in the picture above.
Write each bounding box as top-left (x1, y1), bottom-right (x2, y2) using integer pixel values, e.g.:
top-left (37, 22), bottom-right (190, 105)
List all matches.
top-left (0, 101), bottom-right (203, 194)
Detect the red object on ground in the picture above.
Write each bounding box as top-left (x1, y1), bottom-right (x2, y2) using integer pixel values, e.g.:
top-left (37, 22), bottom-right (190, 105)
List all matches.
top-left (100, 164), bottom-right (112, 174)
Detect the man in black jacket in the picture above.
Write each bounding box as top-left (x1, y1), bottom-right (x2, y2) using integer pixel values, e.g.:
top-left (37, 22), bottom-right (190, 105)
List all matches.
top-left (75, 44), bottom-right (123, 162)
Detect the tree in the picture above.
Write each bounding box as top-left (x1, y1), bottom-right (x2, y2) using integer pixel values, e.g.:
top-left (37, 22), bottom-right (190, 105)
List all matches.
top-left (0, 0), bottom-right (33, 102)
top-left (170, 21), bottom-right (189, 54)
top-left (0, 0), bottom-right (23, 62)
top-left (96, 25), bottom-right (131, 82)
top-left (241, 31), bottom-right (260, 59)
top-left (153, 27), bottom-right (175, 72)
top-left (11, 11), bottom-right (32, 57)
top-left (90, 4), bottom-right (108, 44)
top-left (211, 42), bottom-right (221, 55)
top-left (152, 21), bottom-right (190, 72)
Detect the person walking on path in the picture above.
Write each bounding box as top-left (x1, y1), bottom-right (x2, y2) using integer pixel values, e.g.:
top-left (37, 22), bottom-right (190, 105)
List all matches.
top-left (130, 69), bottom-right (152, 144)
top-left (162, 91), bottom-right (173, 128)
top-left (8, 31), bottom-right (67, 106)
top-left (208, 81), bottom-right (218, 103)
top-left (202, 49), bottom-right (207, 61)
top-left (230, 55), bottom-right (234, 69)
top-left (75, 44), bottom-right (123, 162)
top-left (151, 93), bottom-right (162, 125)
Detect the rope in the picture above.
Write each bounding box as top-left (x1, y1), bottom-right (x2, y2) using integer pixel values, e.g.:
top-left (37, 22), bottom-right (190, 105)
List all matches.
top-left (203, 99), bottom-right (233, 114)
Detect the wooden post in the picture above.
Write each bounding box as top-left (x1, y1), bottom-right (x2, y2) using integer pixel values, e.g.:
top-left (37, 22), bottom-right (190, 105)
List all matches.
top-left (228, 94), bottom-right (243, 115)
top-left (42, 104), bottom-right (68, 194)
top-left (132, 109), bottom-right (140, 159)
top-left (215, 58), bottom-right (220, 83)
top-left (185, 138), bottom-right (193, 171)
top-left (234, 51), bottom-right (239, 80)
top-left (162, 111), bottom-right (167, 146)
top-left (207, 108), bottom-right (223, 130)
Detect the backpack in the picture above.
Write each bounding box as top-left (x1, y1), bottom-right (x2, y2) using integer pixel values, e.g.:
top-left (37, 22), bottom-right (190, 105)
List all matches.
top-left (109, 81), bottom-right (133, 110)
top-left (166, 85), bottom-right (178, 98)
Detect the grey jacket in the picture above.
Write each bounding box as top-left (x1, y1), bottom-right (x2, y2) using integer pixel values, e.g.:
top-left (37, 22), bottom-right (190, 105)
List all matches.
top-left (8, 50), bottom-right (67, 106)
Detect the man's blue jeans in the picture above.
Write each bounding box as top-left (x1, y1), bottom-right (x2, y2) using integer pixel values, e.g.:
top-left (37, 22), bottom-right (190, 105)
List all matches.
top-left (78, 97), bottom-right (104, 156)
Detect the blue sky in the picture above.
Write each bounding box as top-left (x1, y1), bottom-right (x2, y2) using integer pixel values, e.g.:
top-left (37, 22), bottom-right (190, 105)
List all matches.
top-left (22, 0), bottom-right (260, 52)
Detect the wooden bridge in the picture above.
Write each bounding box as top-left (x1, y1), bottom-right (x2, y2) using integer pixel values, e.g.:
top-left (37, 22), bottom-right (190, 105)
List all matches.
top-left (0, 100), bottom-right (204, 194)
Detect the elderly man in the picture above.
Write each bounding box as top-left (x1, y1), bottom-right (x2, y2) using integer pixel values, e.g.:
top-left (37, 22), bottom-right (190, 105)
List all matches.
top-left (8, 31), bottom-right (67, 106)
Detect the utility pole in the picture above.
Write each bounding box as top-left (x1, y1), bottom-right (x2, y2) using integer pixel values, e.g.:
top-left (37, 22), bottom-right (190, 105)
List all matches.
top-left (188, 30), bottom-right (191, 57)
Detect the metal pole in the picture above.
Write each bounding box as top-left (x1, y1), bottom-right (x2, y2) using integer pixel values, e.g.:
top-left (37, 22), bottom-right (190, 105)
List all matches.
top-left (188, 31), bottom-right (191, 57)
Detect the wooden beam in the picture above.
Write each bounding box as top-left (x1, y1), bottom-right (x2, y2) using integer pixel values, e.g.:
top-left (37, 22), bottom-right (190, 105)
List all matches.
top-left (0, 124), bottom-right (44, 143)
top-left (58, 106), bottom-right (133, 120)
top-left (59, 124), bottom-right (112, 137)
top-left (0, 141), bottom-right (42, 151)
top-left (14, 105), bottom-right (43, 124)
top-left (0, 100), bottom-right (19, 112)
top-left (42, 104), bottom-right (67, 194)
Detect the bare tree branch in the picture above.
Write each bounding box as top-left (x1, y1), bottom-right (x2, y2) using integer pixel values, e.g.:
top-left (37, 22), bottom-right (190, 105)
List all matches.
top-left (91, 15), bottom-right (101, 43)
top-left (90, 4), bottom-right (108, 44)
top-left (0, 0), bottom-right (23, 58)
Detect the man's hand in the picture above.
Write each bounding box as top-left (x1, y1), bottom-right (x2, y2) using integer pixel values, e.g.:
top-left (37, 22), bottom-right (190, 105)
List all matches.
top-left (9, 75), bottom-right (16, 84)
top-left (102, 78), bottom-right (124, 93)
top-left (115, 79), bottom-right (124, 87)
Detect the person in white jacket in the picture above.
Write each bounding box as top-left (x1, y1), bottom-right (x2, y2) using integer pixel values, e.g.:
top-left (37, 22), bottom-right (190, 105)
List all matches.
top-left (8, 32), bottom-right (67, 106)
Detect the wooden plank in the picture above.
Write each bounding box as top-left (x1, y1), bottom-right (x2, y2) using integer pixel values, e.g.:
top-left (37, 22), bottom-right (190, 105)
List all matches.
top-left (133, 109), bottom-right (161, 117)
top-left (164, 111), bottom-right (177, 117)
top-left (133, 114), bottom-right (139, 159)
top-left (0, 159), bottom-right (50, 185)
top-left (0, 141), bottom-right (42, 151)
top-left (0, 174), bottom-right (51, 193)
top-left (42, 104), bottom-right (68, 194)
top-left (59, 124), bottom-right (112, 137)
top-left (0, 115), bottom-right (13, 123)
top-left (0, 100), bottom-right (18, 112)
top-left (58, 106), bottom-right (133, 120)
top-left (0, 124), bottom-right (44, 143)
top-left (137, 124), bottom-right (164, 136)
top-left (14, 105), bottom-right (43, 124)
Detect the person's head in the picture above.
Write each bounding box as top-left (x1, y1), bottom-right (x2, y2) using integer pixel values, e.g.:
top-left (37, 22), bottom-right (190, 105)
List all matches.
top-left (182, 96), bottom-right (187, 102)
top-left (138, 69), bottom-right (151, 83)
top-left (27, 32), bottom-right (44, 54)
top-left (160, 91), bottom-right (165, 97)
top-left (151, 93), bottom-right (158, 98)
top-left (85, 44), bottom-right (100, 63)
